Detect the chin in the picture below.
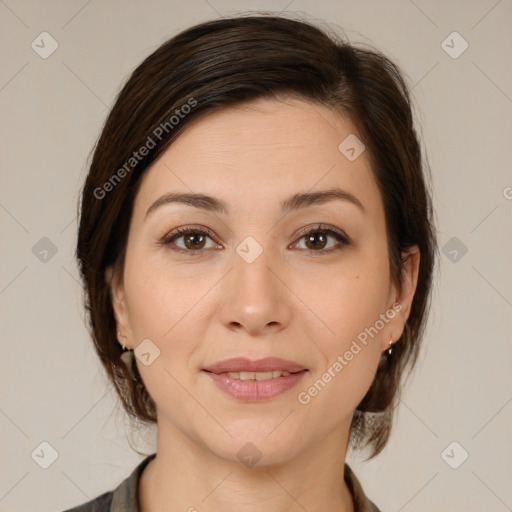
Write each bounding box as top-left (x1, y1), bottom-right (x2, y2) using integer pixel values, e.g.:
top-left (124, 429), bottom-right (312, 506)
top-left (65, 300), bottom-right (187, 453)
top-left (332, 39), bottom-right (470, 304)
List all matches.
top-left (200, 422), bottom-right (304, 468)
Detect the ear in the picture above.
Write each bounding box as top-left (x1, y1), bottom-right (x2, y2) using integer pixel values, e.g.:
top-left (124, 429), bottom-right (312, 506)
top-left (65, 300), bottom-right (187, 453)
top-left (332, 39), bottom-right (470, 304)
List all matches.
top-left (105, 263), bottom-right (133, 349)
top-left (382, 245), bottom-right (421, 350)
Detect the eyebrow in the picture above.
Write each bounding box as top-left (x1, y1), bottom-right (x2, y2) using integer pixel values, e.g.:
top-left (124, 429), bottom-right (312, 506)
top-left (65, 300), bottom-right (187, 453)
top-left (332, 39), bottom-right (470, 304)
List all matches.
top-left (145, 187), bottom-right (365, 219)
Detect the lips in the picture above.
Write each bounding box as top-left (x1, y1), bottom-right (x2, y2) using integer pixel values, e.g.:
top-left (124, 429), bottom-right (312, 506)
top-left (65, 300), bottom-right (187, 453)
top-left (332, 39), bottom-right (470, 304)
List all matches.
top-left (203, 357), bottom-right (307, 374)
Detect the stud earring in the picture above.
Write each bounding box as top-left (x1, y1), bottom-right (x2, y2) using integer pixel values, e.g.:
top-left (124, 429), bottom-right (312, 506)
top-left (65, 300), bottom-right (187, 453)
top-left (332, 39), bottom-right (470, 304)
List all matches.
top-left (388, 339), bottom-right (393, 355)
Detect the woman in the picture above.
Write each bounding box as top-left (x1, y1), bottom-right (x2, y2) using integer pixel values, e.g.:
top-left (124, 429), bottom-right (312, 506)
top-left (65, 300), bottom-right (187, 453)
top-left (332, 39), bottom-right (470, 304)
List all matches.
top-left (67, 13), bottom-right (437, 512)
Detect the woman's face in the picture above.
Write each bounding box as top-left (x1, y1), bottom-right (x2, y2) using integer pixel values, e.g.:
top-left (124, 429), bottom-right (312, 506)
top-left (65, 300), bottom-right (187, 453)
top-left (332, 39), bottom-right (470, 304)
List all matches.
top-left (109, 96), bottom-right (419, 465)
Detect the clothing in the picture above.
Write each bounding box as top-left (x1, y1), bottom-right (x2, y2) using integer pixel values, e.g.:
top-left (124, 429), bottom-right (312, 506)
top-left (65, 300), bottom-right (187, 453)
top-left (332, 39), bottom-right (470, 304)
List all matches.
top-left (63, 453), bottom-right (381, 512)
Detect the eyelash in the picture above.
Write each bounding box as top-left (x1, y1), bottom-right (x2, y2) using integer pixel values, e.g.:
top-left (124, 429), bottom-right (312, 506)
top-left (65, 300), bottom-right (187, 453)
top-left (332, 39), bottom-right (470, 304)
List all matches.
top-left (161, 223), bottom-right (351, 257)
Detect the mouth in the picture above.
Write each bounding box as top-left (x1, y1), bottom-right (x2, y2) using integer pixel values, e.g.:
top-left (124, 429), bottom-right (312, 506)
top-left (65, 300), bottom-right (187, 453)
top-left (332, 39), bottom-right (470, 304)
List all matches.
top-left (202, 368), bottom-right (308, 402)
top-left (202, 356), bottom-right (308, 375)
top-left (202, 357), bottom-right (308, 401)
top-left (202, 369), bottom-right (308, 381)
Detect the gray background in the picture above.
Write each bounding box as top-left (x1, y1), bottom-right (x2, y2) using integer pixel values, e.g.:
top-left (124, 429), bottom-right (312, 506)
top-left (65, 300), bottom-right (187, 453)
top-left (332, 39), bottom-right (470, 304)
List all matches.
top-left (1, 1), bottom-right (511, 511)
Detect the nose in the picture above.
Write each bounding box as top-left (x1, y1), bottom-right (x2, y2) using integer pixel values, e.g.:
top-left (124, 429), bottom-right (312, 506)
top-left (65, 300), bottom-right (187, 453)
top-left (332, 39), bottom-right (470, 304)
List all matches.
top-left (218, 244), bottom-right (292, 336)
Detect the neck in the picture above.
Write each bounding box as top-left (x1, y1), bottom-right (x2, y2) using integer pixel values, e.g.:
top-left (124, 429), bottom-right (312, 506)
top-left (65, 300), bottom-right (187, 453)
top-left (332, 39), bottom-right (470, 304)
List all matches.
top-left (138, 416), bottom-right (354, 512)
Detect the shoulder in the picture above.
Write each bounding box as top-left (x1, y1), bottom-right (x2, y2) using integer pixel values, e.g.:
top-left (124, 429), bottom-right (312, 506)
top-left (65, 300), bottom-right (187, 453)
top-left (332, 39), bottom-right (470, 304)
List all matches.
top-left (61, 453), bottom-right (156, 512)
top-left (344, 463), bottom-right (382, 512)
top-left (61, 490), bottom-right (113, 512)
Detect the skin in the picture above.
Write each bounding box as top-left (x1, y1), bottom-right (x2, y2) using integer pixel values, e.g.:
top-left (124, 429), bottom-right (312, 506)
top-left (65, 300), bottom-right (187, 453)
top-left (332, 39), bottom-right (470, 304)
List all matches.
top-left (107, 96), bottom-right (420, 512)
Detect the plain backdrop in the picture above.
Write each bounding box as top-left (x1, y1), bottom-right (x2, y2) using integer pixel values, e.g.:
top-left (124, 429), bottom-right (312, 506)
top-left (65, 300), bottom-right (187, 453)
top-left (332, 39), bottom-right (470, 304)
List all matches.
top-left (1, 1), bottom-right (511, 511)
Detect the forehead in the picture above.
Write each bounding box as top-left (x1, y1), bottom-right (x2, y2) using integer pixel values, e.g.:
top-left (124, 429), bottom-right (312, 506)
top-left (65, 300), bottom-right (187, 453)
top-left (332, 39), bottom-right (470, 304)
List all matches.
top-left (134, 97), bottom-right (383, 220)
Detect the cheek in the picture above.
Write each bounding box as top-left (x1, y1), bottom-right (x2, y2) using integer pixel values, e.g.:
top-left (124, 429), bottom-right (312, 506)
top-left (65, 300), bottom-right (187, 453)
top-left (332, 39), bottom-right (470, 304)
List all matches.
top-left (123, 244), bottom-right (202, 337)
top-left (298, 271), bottom-right (387, 415)
top-left (123, 246), bottom-right (210, 385)
top-left (297, 255), bottom-right (390, 403)
top-left (302, 258), bottom-right (390, 341)
top-left (124, 252), bottom-right (201, 401)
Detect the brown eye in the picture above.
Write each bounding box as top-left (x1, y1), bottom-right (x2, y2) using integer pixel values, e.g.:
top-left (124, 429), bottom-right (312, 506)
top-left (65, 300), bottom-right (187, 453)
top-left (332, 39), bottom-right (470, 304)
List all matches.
top-left (163, 226), bottom-right (220, 255)
top-left (181, 232), bottom-right (207, 250)
top-left (304, 231), bottom-right (329, 250)
top-left (293, 224), bottom-right (350, 254)
top-left (162, 223), bottom-right (350, 257)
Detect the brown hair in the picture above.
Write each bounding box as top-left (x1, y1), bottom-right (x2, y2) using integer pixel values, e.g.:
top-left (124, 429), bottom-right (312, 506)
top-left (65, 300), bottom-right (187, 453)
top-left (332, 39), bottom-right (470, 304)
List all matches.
top-left (76, 13), bottom-right (438, 459)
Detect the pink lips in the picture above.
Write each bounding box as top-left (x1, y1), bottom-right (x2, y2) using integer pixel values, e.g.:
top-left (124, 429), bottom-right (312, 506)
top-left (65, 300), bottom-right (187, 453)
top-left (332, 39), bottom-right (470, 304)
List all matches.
top-left (202, 357), bottom-right (308, 402)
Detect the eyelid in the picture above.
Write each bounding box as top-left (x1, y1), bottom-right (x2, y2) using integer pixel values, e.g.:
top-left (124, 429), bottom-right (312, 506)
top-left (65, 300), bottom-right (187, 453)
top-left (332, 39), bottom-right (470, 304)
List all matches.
top-left (292, 223), bottom-right (350, 245)
top-left (162, 224), bottom-right (216, 240)
top-left (289, 223), bottom-right (351, 255)
top-left (161, 224), bottom-right (222, 249)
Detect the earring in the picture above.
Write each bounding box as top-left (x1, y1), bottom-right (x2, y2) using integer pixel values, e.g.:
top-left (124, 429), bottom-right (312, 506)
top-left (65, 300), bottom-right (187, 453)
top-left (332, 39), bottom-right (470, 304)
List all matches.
top-left (388, 339), bottom-right (393, 355)
top-left (117, 331), bottom-right (128, 350)
top-left (117, 331), bottom-right (134, 367)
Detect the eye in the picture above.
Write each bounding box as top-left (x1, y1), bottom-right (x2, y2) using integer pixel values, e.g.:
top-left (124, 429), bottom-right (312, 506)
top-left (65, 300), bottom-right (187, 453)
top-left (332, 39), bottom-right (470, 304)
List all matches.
top-left (162, 225), bottom-right (221, 255)
top-left (292, 223), bottom-right (351, 255)
top-left (161, 223), bottom-right (351, 257)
